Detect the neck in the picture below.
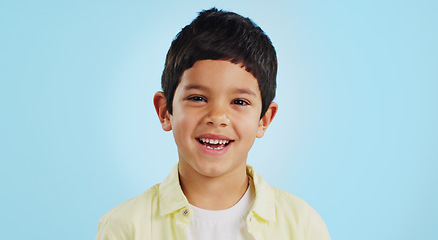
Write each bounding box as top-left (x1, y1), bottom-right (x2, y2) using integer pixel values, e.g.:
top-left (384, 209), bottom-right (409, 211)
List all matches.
top-left (178, 161), bottom-right (249, 210)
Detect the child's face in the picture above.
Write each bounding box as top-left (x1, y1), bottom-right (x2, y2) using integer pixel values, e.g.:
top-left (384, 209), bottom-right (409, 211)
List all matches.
top-left (167, 60), bottom-right (271, 179)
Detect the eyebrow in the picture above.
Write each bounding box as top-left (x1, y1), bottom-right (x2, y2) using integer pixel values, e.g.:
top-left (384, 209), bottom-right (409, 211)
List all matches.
top-left (184, 84), bottom-right (207, 91)
top-left (233, 88), bottom-right (257, 96)
top-left (184, 84), bottom-right (257, 96)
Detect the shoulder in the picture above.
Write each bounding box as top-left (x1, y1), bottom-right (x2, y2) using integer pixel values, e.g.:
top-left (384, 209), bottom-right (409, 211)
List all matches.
top-left (248, 165), bottom-right (326, 226)
top-left (248, 165), bottom-right (330, 239)
top-left (95, 184), bottom-right (160, 240)
top-left (271, 186), bottom-right (321, 219)
top-left (103, 184), bottom-right (159, 220)
top-left (270, 186), bottom-right (331, 239)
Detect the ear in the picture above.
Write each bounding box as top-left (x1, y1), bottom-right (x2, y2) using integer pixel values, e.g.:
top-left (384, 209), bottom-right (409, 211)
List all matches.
top-left (153, 91), bottom-right (172, 131)
top-left (256, 102), bottom-right (278, 138)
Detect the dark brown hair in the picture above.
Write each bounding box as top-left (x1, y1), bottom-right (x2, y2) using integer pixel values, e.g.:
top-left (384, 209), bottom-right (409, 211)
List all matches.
top-left (161, 8), bottom-right (277, 117)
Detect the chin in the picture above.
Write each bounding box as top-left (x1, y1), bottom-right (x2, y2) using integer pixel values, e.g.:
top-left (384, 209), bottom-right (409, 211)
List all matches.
top-left (195, 164), bottom-right (226, 178)
top-left (195, 161), bottom-right (243, 179)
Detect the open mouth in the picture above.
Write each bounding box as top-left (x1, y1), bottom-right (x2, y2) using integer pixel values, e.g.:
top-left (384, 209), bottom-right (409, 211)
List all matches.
top-left (196, 138), bottom-right (233, 150)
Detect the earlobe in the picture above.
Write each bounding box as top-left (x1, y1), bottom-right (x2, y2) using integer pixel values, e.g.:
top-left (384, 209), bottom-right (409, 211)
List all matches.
top-left (256, 102), bottom-right (278, 138)
top-left (153, 91), bottom-right (172, 131)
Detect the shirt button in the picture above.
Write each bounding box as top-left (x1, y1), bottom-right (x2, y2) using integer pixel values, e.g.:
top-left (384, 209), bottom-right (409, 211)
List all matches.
top-left (182, 208), bottom-right (190, 217)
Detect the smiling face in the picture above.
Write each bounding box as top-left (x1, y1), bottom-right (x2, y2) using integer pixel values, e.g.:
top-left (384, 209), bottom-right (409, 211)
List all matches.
top-left (155, 60), bottom-right (277, 180)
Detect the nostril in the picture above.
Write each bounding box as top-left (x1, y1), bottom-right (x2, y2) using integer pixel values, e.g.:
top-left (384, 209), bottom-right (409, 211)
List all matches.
top-left (204, 113), bottom-right (230, 127)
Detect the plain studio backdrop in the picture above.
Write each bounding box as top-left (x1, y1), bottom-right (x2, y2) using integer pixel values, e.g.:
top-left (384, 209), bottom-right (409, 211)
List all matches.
top-left (1, 0), bottom-right (437, 239)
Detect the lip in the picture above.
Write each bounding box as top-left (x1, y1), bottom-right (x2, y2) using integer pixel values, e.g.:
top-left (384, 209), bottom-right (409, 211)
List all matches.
top-left (195, 133), bottom-right (233, 156)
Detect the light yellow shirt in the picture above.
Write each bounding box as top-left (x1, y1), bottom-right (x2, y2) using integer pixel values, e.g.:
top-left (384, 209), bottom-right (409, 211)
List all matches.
top-left (95, 165), bottom-right (331, 240)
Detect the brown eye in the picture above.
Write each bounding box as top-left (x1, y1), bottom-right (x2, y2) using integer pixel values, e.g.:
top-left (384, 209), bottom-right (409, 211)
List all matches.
top-left (232, 99), bottom-right (249, 105)
top-left (188, 96), bottom-right (206, 102)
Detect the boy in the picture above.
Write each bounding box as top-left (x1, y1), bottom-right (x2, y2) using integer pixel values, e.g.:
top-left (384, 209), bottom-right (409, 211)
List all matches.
top-left (96, 8), bottom-right (330, 240)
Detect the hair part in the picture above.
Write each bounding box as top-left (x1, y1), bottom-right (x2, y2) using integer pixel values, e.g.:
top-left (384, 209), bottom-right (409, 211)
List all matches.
top-left (161, 8), bottom-right (277, 118)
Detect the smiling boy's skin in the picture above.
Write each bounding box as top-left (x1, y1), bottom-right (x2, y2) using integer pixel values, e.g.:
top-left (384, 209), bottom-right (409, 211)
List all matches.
top-left (154, 60), bottom-right (277, 210)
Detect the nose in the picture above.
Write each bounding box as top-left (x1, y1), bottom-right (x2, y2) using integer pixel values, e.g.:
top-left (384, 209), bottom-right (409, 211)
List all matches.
top-left (204, 104), bottom-right (230, 127)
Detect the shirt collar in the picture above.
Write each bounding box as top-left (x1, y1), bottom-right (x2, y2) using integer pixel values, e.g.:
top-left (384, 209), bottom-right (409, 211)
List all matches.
top-left (247, 165), bottom-right (277, 222)
top-left (158, 164), bottom-right (277, 222)
top-left (158, 164), bottom-right (188, 215)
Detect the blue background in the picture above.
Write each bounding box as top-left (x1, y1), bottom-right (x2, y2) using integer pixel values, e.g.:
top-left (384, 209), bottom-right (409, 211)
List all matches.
top-left (1, 0), bottom-right (437, 239)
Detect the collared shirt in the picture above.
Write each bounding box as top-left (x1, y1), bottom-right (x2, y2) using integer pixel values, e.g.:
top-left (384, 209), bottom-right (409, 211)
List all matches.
top-left (95, 165), bottom-right (331, 240)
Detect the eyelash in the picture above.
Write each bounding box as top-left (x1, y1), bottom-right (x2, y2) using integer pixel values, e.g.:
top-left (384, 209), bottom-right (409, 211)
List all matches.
top-left (232, 99), bottom-right (249, 106)
top-left (188, 96), bottom-right (206, 102)
top-left (187, 96), bottom-right (249, 106)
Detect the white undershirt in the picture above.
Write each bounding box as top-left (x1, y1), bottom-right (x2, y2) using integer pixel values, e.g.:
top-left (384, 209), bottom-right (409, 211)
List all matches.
top-left (185, 182), bottom-right (255, 240)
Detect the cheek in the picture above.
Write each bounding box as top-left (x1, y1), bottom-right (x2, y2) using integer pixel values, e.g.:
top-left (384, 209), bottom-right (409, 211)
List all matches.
top-left (171, 108), bottom-right (198, 134)
top-left (234, 114), bottom-right (261, 136)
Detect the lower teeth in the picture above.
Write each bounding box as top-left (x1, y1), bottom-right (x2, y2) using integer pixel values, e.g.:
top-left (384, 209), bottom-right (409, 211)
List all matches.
top-left (206, 145), bottom-right (224, 150)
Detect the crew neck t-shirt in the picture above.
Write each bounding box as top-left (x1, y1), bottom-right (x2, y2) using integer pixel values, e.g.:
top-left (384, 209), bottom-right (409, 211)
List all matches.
top-left (185, 182), bottom-right (255, 240)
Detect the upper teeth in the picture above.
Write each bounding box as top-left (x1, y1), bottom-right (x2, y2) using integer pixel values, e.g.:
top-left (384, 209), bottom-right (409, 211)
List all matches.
top-left (199, 138), bottom-right (229, 145)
